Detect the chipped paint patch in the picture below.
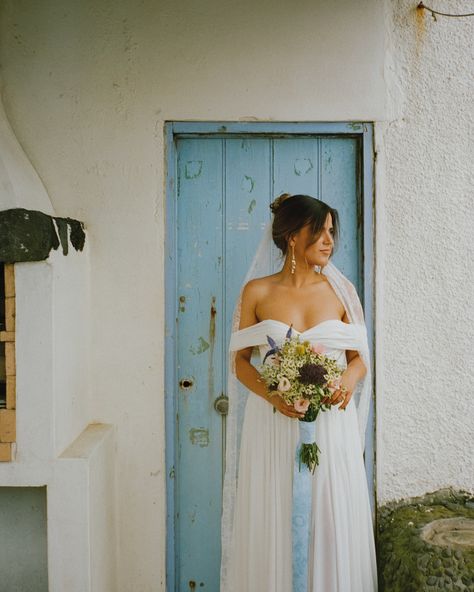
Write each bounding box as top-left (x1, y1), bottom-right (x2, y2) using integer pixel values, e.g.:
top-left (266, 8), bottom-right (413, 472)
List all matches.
top-left (207, 296), bottom-right (217, 401)
top-left (189, 428), bottom-right (209, 447)
top-left (241, 175), bottom-right (255, 193)
top-left (323, 154), bottom-right (333, 171)
top-left (189, 337), bottom-right (210, 354)
top-left (248, 198), bottom-right (256, 213)
top-left (294, 158), bottom-right (313, 176)
top-left (185, 160), bottom-right (203, 179)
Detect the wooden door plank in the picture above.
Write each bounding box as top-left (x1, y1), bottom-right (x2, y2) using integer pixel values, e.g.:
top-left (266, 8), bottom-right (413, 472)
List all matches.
top-left (176, 138), bottom-right (224, 589)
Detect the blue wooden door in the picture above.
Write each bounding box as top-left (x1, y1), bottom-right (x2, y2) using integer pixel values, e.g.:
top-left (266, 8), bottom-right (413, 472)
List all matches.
top-left (167, 127), bottom-right (372, 591)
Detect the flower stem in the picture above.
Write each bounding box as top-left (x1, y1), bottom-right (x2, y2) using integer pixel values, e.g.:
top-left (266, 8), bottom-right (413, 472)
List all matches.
top-left (299, 442), bottom-right (321, 474)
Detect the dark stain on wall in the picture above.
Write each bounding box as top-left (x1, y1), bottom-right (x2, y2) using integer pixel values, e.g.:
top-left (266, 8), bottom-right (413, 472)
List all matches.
top-left (0, 208), bottom-right (86, 263)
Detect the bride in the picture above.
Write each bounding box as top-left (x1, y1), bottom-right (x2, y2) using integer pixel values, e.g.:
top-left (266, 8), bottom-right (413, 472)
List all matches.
top-left (220, 194), bottom-right (378, 591)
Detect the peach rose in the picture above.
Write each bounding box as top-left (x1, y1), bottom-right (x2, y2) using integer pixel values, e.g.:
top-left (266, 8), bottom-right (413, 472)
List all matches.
top-left (311, 343), bottom-right (326, 354)
top-left (294, 398), bottom-right (310, 413)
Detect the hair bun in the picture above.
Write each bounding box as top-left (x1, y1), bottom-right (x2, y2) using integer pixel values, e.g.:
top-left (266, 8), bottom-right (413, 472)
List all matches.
top-left (270, 193), bottom-right (292, 214)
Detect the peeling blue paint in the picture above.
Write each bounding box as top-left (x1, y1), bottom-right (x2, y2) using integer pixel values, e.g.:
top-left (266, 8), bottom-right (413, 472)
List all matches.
top-left (294, 158), bottom-right (313, 176)
top-left (189, 337), bottom-right (210, 354)
top-left (189, 428), bottom-right (209, 447)
top-left (241, 175), bottom-right (255, 193)
top-left (185, 160), bottom-right (203, 179)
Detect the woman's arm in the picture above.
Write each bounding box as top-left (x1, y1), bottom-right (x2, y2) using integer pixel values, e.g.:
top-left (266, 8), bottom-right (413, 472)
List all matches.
top-left (344, 350), bottom-right (367, 382)
top-left (233, 281), bottom-right (305, 419)
top-left (322, 309), bottom-right (368, 409)
top-left (234, 280), bottom-right (275, 401)
top-left (342, 308), bottom-right (367, 383)
top-left (235, 351), bottom-right (276, 401)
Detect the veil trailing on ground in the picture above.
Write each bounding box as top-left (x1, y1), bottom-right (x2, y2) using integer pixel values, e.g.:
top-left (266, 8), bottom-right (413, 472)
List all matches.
top-left (220, 217), bottom-right (372, 591)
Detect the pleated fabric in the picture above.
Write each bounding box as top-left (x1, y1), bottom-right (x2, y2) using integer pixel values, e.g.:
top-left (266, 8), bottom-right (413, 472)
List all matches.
top-left (226, 319), bottom-right (378, 592)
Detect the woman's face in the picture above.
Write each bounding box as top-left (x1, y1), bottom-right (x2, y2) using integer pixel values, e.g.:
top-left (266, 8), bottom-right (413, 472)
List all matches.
top-left (292, 212), bottom-right (335, 268)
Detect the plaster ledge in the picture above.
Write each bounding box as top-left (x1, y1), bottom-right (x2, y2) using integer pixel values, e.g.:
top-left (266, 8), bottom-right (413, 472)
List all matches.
top-left (59, 423), bottom-right (114, 460)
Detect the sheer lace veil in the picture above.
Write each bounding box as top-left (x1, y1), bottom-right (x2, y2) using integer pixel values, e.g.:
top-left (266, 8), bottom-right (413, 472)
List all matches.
top-left (220, 216), bottom-right (372, 591)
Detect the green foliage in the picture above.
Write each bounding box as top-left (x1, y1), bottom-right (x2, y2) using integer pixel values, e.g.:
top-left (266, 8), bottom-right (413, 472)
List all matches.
top-left (377, 488), bottom-right (474, 591)
top-left (299, 442), bottom-right (321, 474)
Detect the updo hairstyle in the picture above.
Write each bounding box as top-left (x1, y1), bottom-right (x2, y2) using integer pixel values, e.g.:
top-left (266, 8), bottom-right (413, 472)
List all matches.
top-left (269, 193), bottom-right (340, 257)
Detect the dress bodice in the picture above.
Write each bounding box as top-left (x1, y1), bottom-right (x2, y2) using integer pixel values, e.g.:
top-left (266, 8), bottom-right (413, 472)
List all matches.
top-left (230, 318), bottom-right (369, 369)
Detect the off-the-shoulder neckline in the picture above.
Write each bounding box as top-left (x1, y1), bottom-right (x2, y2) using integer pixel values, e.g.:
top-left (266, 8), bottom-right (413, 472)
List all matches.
top-left (234, 318), bottom-right (352, 335)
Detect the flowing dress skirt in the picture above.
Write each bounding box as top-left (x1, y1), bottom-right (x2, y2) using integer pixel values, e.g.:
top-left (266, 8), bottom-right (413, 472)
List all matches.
top-left (227, 350), bottom-right (378, 592)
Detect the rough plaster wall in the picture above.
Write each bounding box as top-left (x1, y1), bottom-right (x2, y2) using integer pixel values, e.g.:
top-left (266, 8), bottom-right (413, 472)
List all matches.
top-left (0, 1), bottom-right (386, 589)
top-left (50, 228), bottom-right (91, 458)
top-left (376, 0), bottom-right (474, 503)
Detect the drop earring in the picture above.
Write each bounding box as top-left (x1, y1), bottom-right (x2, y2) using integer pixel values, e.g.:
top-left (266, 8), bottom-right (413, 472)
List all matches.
top-left (291, 245), bottom-right (296, 274)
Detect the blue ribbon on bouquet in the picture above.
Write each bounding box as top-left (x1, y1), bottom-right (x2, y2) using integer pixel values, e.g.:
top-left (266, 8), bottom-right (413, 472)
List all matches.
top-left (292, 419), bottom-right (316, 592)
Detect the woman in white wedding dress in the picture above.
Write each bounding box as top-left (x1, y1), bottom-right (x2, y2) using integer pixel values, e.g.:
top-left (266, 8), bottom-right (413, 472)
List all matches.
top-left (220, 194), bottom-right (378, 592)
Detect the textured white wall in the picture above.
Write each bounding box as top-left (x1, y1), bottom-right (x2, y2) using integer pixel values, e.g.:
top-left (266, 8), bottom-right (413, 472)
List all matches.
top-left (10, 243), bottom-right (90, 465)
top-left (0, 242), bottom-right (117, 591)
top-left (51, 226), bottom-right (91, 457)
top-left (0, 82), bottom-right (55, 215)
top-left (0, 0), bottom-right (472, 589)
top-left (52, 423), bottom-right (117, 592)
top-left (374, 1), bottom-right (474, 503)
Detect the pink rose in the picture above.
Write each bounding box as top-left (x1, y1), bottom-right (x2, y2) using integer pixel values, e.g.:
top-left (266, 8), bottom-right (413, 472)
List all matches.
top-left (311, 343), bottom-right (326, 354)
top-left (294, 398), bottom-right (310, 413)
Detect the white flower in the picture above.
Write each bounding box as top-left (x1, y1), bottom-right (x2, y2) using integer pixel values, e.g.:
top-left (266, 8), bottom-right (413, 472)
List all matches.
top-left (277, 376), bottom-right (291, 392)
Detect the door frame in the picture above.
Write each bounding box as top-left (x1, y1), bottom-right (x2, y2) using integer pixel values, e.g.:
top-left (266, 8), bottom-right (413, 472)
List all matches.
top-left (164, 121), bottom-right (376, 591)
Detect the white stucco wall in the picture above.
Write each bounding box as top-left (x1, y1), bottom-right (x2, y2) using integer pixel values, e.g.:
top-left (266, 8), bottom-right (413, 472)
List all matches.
top-left (12, 241), bottom-right (90, 465)
top-left (51, 423), bottom-right (117, 592)
top-left (374, 2), bottom-right (474, 502)
top-left (0, 237), bottom-right (117, 591)
top-left (0, 0), bottom-right (472, 590)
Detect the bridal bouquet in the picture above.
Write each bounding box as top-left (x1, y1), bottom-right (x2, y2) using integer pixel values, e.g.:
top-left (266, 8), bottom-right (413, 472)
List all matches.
top-left (257, 324), bottom-right (344, 473)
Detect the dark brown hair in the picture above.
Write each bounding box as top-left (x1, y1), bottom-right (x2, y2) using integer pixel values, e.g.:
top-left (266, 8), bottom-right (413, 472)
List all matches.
top-left (270, 193), bottom-right (340, 256)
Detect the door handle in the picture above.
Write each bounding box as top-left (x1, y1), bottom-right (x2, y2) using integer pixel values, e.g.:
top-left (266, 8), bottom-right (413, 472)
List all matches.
top-left (214, 394), bottom-right (228, 416)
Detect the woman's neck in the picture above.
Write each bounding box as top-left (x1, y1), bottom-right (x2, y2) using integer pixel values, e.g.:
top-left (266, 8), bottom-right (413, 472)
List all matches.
top-left (278, 257), bottom-right (324, 288)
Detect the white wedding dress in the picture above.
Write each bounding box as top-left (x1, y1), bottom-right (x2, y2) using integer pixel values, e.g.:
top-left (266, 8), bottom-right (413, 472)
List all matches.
top-left (225, 318), bottom-right (378, 592)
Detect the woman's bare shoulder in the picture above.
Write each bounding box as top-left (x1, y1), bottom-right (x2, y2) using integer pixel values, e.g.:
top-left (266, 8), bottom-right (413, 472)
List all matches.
top-left (242, 273), bottom-right (280, 295)
top-left (237, 275), bottom-right (279, 331)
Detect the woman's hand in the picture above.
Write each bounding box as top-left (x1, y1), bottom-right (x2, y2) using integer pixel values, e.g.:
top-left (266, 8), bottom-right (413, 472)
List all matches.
top-left (321, 369), bottom-right (359, 411)
top-left (267, 391), bottom-right (306, 419)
